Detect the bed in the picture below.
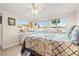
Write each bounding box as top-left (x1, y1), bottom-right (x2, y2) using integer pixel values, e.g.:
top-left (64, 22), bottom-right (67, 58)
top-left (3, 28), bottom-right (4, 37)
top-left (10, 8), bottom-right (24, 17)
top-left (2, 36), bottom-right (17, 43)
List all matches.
top-left (20, 25), bottom-right (79, 56)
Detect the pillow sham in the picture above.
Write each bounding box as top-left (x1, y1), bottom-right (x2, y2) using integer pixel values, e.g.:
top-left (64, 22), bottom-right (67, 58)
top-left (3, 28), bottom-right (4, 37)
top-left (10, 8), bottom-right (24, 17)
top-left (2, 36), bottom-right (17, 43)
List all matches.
top-left (70, 25), bottom-right (79, 44)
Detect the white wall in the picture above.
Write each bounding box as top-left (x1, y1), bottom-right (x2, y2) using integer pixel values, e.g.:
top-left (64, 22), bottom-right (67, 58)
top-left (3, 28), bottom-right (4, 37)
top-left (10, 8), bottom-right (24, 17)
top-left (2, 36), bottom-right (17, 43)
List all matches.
top-left (77, 10), bottom-right (79, 25)
top-left (2, 11), bottom-right (20, 49)
top-left (63, 12), bottom-right (77, 29)
top-left (0, 24), bottom-right (1, 48)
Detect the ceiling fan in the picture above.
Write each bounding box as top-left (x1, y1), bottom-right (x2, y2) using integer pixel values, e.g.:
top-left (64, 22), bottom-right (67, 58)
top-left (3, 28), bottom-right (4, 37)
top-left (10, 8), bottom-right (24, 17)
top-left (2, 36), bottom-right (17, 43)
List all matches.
top-left (31, 3), bottom-right (38, 15)
top-left (24, 3), bottom-right (46, 15)
top-left (20, 3), bottom-right (46, 20)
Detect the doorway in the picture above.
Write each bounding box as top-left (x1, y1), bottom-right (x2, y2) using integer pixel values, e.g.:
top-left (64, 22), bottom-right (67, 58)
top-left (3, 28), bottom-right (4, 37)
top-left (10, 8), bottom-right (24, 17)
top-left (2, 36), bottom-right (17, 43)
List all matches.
top-left (0, 14), bottom-right (2, 55)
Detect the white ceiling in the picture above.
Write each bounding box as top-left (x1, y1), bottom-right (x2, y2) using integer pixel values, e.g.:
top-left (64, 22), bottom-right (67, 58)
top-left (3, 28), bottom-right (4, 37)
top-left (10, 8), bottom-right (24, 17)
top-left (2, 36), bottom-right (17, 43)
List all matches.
top-left (0, 3), bottom-right (79, 20)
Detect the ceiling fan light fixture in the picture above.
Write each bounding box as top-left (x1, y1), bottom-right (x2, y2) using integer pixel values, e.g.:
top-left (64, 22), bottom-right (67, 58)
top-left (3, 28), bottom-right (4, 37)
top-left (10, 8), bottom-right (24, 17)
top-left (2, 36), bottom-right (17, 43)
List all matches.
top-left (32, 9), bottom-right (38, 15)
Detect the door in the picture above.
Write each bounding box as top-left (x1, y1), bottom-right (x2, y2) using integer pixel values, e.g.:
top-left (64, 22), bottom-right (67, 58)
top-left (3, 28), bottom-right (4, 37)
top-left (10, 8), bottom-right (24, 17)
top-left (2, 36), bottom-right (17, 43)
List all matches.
top-left (0, 16), bottom-right (2, 55)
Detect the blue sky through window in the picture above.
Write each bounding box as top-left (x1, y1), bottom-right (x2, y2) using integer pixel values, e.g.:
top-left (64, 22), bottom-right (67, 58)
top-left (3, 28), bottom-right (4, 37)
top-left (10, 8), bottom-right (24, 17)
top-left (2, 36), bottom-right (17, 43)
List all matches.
top-left (37, 21), bottom-right (50, 27)
top-left (16, 19), bottom-right (29, 25)
top-left (58, 17), bottom-right (68, 27)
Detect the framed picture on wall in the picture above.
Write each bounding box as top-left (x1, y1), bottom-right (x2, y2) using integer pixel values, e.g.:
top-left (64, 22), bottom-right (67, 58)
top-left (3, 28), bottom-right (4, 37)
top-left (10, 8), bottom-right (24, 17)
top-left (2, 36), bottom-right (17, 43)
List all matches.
top-left (8, 17), bottom-right (16, 26)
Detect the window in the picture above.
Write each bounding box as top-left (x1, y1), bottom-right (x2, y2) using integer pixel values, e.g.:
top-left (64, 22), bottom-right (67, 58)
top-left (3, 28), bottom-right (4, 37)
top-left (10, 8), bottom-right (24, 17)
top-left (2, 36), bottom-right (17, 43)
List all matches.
top-left (37, 21), bottom-right (49, 28)
top-left (35, 17), bottom-right (68, 28)
top-left (16, 19), bottom-right (29, 25)
top-left (57, 17), bottom-right (68, 27)
top-left (51, 17), bottom-right (68, 27)
top-left (16, 19), bottom-right (29, 28)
